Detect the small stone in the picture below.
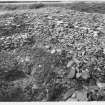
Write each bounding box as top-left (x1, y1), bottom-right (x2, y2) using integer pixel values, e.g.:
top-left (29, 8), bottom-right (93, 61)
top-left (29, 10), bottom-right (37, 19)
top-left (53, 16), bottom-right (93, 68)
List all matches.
top-left (57, 20), bottom-right (63, 25)
top-left (45, 45), bottom-right (50, 49)
top-left (93, 31), bottom-right (98, 37)
top-left (67, 60), bottom-right (74, 68)
top-left (60, 39), bottom-right (65, 43)
top-left (63, 88), bottom-right (75, 100)
top-left (38, 64), bottom-right (42, 68)
top-left (44, 14), bottom-right (48, 17)
top-left (73, 57), bottom-right (80, 64)
top-left (81, 70), bottom-right (90, 80)
top-left (96, 81), bottom-right (105, 89)
top-left (67, 67), bottom-right (76, 79)
top-left (55, 10), bottom-right (60, 13)
top-left (47, 16), bottom-right (52, 20)
top-left (75, 90), bottom-right (88, 101)
top-left (25, 56), bottom-right (30, 62)
top-left (103, 48), bottom-right (105, 54)
top-left (71, 92), bottom-right (76, 98)
top-left (51, 49), bottom-right (56, 54)
top-left (66, 98), bottom-right (77, 101)
top-left (56, 49), bottom-right (62, 53)
top-left (82, 27), bottom-right (87, 30)
top-left (32, 84), bottom-right (38, 89)
top-left (76, 73), bottom-right (81, 78)
top-left (74, 25), bottom-right (79, 28)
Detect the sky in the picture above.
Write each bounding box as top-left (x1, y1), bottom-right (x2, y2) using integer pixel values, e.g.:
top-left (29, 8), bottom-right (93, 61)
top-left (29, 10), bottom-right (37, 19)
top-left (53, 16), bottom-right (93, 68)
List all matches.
top-left (0, 0), bottom-right (105, 2)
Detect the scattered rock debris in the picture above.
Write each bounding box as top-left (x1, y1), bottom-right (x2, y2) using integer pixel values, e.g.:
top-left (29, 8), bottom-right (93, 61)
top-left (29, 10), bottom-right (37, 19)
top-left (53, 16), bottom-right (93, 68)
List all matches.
top-left (0, 7), bottom-right (105, 101)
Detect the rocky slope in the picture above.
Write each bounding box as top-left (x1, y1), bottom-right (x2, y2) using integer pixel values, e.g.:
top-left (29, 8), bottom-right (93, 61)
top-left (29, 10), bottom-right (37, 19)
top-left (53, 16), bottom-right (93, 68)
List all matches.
top-left (1, 7), bottom-right (105, 101)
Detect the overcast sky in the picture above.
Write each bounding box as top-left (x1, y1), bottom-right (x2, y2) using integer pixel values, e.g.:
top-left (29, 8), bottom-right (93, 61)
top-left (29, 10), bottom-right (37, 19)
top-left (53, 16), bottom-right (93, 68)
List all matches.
top-left (0, 0), bottom-right (105, 2)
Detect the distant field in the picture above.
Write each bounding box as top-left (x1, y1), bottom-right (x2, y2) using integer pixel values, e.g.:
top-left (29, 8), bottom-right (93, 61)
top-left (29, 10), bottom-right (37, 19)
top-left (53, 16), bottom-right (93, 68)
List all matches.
top-left (0, 1), bottom-right (105, 14)
top-left (45, 1), bottom-right (105, 14)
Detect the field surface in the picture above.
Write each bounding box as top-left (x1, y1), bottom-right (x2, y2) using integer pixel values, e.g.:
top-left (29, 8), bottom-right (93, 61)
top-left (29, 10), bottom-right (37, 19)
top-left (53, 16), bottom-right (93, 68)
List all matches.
top-left (1, 2), bottom-right (105, 101)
